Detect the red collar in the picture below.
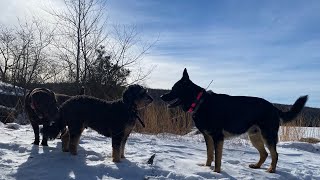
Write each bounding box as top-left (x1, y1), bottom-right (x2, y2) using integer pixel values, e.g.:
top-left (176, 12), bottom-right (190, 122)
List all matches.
top-left (188, 90), bottom-right (204, 113)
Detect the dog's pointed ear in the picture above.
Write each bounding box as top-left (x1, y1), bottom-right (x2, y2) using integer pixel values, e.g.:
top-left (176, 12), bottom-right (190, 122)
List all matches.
top-left (182, 68), bottom-right (189, 80)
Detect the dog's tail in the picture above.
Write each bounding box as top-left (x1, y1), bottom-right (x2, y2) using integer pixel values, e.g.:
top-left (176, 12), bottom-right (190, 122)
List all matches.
top-left (278, 95), bottom-right (308, 123)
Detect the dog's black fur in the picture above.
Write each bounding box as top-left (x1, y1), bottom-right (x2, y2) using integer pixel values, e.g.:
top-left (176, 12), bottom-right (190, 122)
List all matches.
top-left (25, 88), bottom-right (67, 146)
top-left (25, 88), bottom-right (83, 146)
top-left (161, 68), bottom-right (308, 173)
top-left (46, 85), bottom-right (153, 162)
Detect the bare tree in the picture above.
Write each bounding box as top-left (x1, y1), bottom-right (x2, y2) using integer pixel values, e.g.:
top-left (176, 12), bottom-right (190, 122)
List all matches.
top-left (46, 0), bottom-right (156, 87)
top-left (46, 0), bottom-right (108, 84)
top-left (15, 19), bottom-right (55, 87)
top-left (0, 26), bottom-right (15, 82)
top-left (0, 18), bottom-right (55, 92)
top-left (107, 24), bottom-right (157, 85)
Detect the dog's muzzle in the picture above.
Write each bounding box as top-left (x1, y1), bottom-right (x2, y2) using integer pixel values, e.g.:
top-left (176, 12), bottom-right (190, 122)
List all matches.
top-left (160, 93), bottom-right (181, 108)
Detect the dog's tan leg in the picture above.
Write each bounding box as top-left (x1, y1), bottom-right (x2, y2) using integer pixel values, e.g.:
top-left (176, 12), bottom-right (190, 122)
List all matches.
top-left (120, 135), bottom-right (129, 158)
top-left (203, 132), bottom-right (214, 166)
top-left (121, 127), bottom-right (133, 158)
top-left (266, 143), bottom-right (278, 173)
top-left (69, 134), bottom-right (81, 155)
top-left (213, 139), bottom-right (224, 173)
top-left (260, 125), bottom-right (279, 173)
top-left (61, 128), bottom-right (70, 152)
top-left (69, 128), bottom-right (84, 155)
top-left (248, 132), bottom-right (268, 169)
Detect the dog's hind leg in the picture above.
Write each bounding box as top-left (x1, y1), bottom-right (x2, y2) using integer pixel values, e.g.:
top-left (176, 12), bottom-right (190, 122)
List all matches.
top-left (69, 127), bottom-right (84, 155)
top-left (31, 122), bottom-right (40, 145)
top-left (120, 134), bottom-right (129, 158)
top-left (260, 115), bottom-right (279, 173)
top-left (41, 137), bottom-right (48, 146)
top-left (213, 139), bottom-right (224, 173)
top-left (265, 142), bottom-right (278, 173)
top-left (112, 133), bottom-right (125, 162)
top-left (203, 132), bottom-right (214, 166)
top-left (263, 131), bottom-right (278, 173)
top-left (248, 127), bottom-right (268, 169)
top-left (61, 128), bottom-right (70, 152)
top-left (41, 124), bottom-right (49, 146)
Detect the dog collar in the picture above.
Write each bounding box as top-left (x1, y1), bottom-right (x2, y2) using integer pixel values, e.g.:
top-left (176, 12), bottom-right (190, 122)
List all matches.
top-left (136, 114), bottom-right (146, 128)
top-left (188, 90), bottom-right (204, 113)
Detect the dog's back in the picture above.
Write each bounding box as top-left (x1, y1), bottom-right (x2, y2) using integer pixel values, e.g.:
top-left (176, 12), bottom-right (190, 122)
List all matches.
top-left (193, 92), bottom-right (273, 133)
top-left (56, 94), bottom-right (71, 105)
top-left (60, 95), bottom-right (133, 136)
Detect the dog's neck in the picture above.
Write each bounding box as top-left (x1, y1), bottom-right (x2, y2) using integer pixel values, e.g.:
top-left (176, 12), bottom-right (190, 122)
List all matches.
top-left (123, 101), bottom-right (138, 114)
top-left (123, 101), bottom-right (146, 128)
top-left (188, 88), bottom-right (206, 113)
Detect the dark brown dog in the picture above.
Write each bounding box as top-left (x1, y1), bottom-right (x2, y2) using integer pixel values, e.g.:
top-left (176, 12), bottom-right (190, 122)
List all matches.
top-left (24, 88), bottom-right (75, 146)
top-left (161, 69), bottom-right (308, 173)
top-left (58, 85), bottom-right (153, 162)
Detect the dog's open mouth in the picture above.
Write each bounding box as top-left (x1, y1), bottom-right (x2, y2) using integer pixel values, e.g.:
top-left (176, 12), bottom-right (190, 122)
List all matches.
top-left (168, 98), bottom-right (182, 108)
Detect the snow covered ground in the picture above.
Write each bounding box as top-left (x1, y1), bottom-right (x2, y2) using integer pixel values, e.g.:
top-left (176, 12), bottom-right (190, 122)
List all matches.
top-left (0, 122), bottom-right (319, 180)
top-left (0, 81), bottom-right (24, 96)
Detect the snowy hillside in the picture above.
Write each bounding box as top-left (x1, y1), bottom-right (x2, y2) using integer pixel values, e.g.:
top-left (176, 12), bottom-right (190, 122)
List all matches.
top-left (0, 123), bottom-right (319, 180)
top-left (0, 81), bottom-right (24, 96)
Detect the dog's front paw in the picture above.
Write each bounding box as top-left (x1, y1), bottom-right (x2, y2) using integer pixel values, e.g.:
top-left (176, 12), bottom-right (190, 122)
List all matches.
top-left (205, 161), bottom-right (212, 166)
top-left (249, 164), bottom-right (261, 169)
top-left (62, 147), bottom-right (69, 152)
top-left (32, 141), bottom-right (40, 145)
top-left (213, 167), bottom-right (221, 173)
top-left (69, 147), bottom-right (77, 155)
top-left (41, 142), bottom-right (48, 146)
top-left (70, 151), bottom-right (77, 155)
top-left (266, 167), bottom-right (276, 173)
top-left (112, 158), bottom-right (121, 163)
top-left (197, 163), bottom-right (207, 167)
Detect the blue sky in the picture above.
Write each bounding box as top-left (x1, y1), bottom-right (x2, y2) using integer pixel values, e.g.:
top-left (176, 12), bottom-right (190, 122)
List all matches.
top-left (106, 0), bottom-right (320, 107)
top-left (0, 0), bottom-right (319, 107)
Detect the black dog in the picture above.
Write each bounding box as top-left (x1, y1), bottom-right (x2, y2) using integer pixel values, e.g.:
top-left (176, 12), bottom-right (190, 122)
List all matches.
top-left (25, 87), bottom-right (84, 146)
top-left (25, 88), bottom-right (69, 146)
top-left (48, 85), bottom-right (153, 162)
top-left (161, 68), bottom-right (307, 173)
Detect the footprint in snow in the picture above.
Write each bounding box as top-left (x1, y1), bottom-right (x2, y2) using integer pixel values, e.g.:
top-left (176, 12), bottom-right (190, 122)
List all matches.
top-left (86, 154), bottom-right (101, 161)
top-left (226, 160), bottom-right (240, 164)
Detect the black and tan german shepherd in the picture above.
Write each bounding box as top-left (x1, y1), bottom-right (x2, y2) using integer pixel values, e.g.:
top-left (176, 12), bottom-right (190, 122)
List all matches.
top-left (160, 68), bottom-right (308, 173)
